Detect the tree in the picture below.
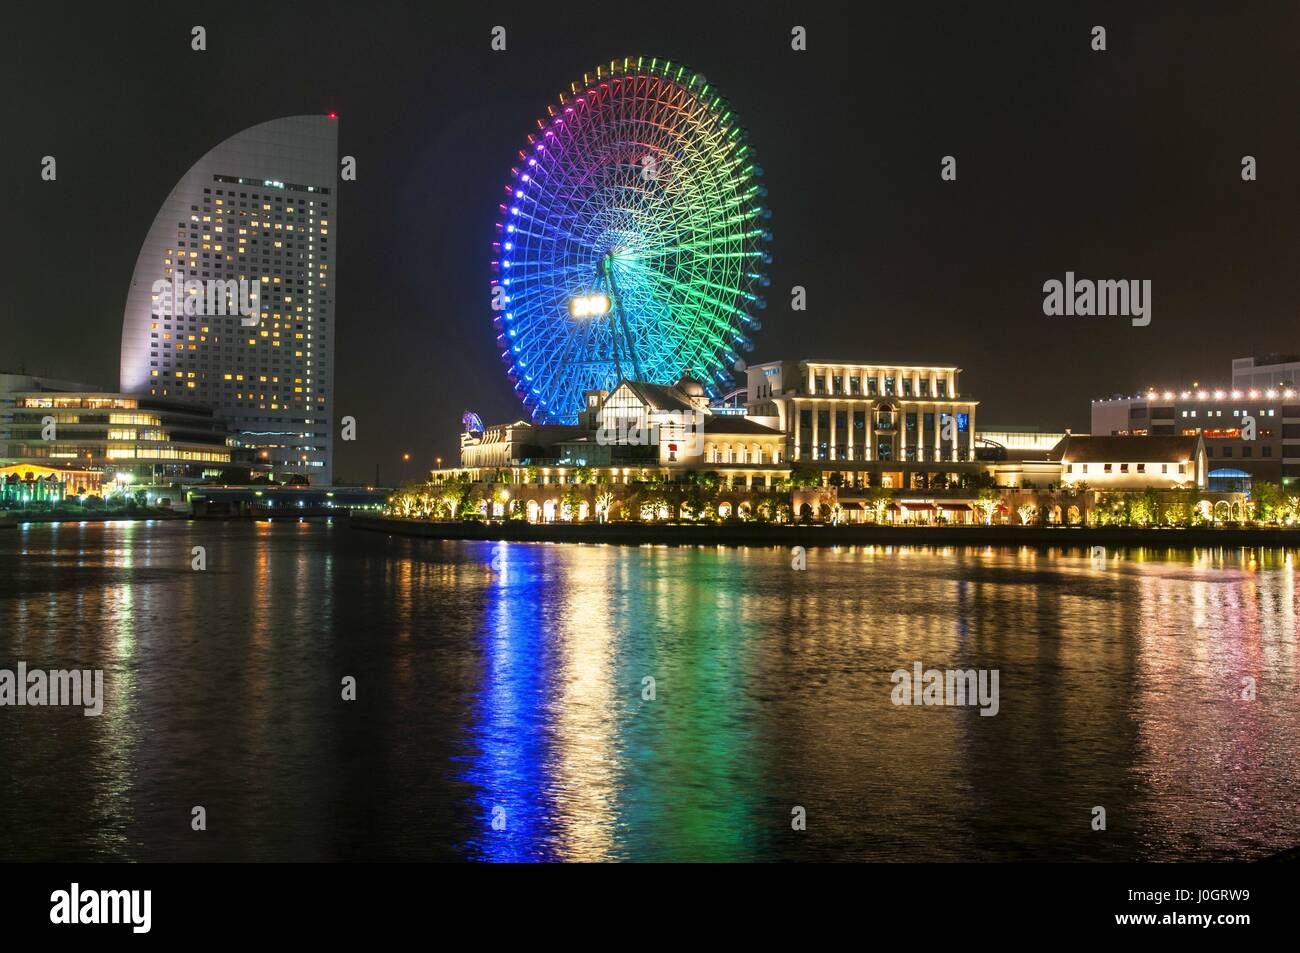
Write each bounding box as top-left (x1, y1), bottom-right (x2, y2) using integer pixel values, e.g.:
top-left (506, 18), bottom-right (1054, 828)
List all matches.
top-left (867, 485), bottom-right (892, 523)
top-left (460, 487), bottom-right (484, 519)
top-left (1251, 481), bottom-right (1282, 524)
top-left (787, 464), bottom-right (822, 488)
top-left (972, 488), bottom-right (1000, 525)
top-left (1285, 495), bottom-right (1300, 525)
top-left (1139, 487), bottom-right (1161, 527)
top-left (684, 482), bottom-right (714, 521)
top-left (1017, 503), bottom-right (1036, 526)
top-left (594, 487), bottom-right (615, 523)
top-left (440, 486), bottom-right (464, 518)
top-left (560, 486), bottom-right (584, 520)
top-left (1171, 487), bottom-right (1201, 527)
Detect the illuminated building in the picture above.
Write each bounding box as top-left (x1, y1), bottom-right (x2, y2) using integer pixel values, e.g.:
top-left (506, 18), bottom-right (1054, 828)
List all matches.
top-left (1091, 386), bottom-right (1297, 491)
top-left (0, 390), bottom-right (245, 485)
top-left (1232, 354), bottom-right (1300, 391)
top-left (1051, 434), bottom-right (1207, 490)
top-left (120, 115), bottom-right (338, 483)
top-left (458, 377), bottom-right (786, 485)
top-left (0, 464), bottom-right (102, 505)
top-left (744, 359), bottom-right (980, 489)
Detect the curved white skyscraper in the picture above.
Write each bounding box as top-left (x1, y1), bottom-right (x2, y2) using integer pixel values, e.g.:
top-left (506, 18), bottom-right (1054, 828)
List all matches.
top-left (121, 115), bottom-right (338, 483)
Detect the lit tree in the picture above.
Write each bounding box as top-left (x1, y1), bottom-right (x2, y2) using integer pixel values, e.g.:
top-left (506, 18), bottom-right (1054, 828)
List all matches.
top-left (867, 485), bottom-right (892, 523)
top-left (594, 487), bottom-right (615, 523)
top-left (1017, 503), bottom-right (1037, 526)
top-left (972, 488), bottom-right (1000, 525)
top-left (441, 486), bottom-right (463, 519)
top-left (1285, 495), bottom-right (1300, 525)
top-left (561, 486), bottom-right (584, 520)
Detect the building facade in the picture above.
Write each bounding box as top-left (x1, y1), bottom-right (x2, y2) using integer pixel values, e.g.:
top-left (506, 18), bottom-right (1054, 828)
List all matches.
top-left (120, 115), bottom-right (338, 483)
top-left (1232, 354), bottom-right (1300, 392)
top-left (0, 390), bottom-right (245, 485)
top-left (429, 363), bottom-right (1239, 525)
top-left (1091, 387), bottom-right (1297, 490)
top-left (1051, 434), bottom-right (1207, 490)
top-left (744, 359), bottom-right (979, 489)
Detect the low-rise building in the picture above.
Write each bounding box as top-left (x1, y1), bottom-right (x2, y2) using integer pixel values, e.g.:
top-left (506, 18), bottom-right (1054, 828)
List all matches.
top-left (1091, 355), bottom-right (1300, 491)
top-left (1051, 434), bottom-right (1207, 490)
top-left (1, 389), bottom-right (250, 487)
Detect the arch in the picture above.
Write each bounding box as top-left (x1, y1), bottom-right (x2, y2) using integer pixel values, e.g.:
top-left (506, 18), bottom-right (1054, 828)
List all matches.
top-left (526, 499), bottom-right (540, 523)
top-left (1066, 504), bottom-right (1081, 525)
top-left (542, 499), bottom-right (557, 522)
top-left (718, 501), bottom-right (734, 519)
top-left (1213, 499), bottom-right (1231, 522)
top-left (1049, 505), bottom-right (1062, 524)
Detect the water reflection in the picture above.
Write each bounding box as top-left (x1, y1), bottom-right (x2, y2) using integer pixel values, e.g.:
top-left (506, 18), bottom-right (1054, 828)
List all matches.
top-left (0, 524), bottom-right (1297, 861)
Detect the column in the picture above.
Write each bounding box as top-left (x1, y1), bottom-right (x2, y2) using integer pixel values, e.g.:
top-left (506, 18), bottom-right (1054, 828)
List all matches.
top-left (793, 403), bottom-right (801, 461)
top-left (847, 401), bottom-right (855, 461)
top-left (967, 404), bottom-right (976, 463)
top-left (829, 401), bottom-right (837, 461)
top-left (898, 402), bottom-right (907, 460)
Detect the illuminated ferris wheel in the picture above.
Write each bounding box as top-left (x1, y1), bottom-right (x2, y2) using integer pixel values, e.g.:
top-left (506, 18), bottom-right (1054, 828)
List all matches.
top-left (491, 56), bottom-right (771, 424)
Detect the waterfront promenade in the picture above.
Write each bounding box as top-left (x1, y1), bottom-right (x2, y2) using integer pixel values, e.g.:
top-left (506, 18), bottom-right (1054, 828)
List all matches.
top-left (350, 515), bottom-right (1300, 549)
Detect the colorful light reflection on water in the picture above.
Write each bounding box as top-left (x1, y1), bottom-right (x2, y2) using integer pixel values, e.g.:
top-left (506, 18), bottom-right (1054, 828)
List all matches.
top-left (0, 522), bottom-right (1297, 861)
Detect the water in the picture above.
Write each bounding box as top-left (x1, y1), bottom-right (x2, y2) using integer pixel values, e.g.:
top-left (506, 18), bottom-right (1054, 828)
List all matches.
top-left (0, 519), bottom-right (1297, 862)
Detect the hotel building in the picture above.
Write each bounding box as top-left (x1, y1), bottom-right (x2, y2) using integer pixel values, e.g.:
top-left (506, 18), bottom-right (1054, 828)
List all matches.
top-left (120, 115), bottom-right (338, 483)
top-left (743, 359), bottom-right (980, 488)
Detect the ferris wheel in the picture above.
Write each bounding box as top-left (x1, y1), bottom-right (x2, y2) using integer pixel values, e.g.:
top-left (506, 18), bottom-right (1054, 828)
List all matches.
top-left (491, 56), bottom-right (771, 424)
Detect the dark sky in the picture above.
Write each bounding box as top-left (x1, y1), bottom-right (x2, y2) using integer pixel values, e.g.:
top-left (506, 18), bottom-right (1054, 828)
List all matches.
top-left (5, 1), bottom-right (1297, 482)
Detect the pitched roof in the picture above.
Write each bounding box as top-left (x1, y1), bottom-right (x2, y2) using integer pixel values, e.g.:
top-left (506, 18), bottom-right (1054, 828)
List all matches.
top-left (1048, 434), bottom-right (1200, 463)
top-left (701, 416), bottom-right (784, 436)
top-left (618, 380), bottom-right (698, 413)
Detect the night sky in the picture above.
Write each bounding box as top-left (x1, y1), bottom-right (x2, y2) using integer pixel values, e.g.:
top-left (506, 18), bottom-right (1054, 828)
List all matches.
top-left (5, 2), bottom-right (1297, 483)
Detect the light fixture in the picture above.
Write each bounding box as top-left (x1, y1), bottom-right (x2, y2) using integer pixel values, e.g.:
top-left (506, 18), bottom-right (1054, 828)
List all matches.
top-left (568, 294), bottom-right (611, 317)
